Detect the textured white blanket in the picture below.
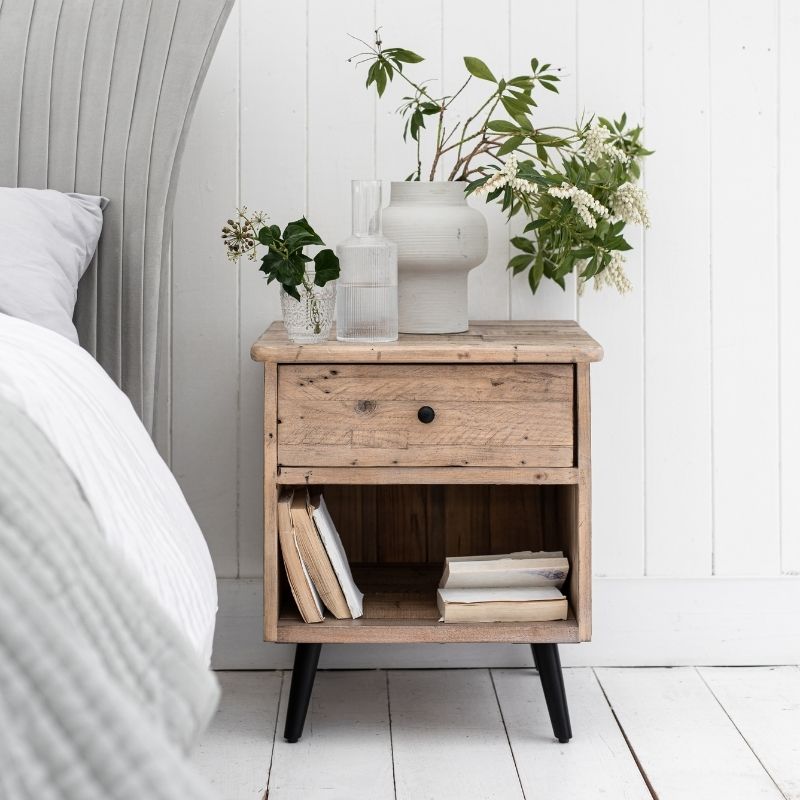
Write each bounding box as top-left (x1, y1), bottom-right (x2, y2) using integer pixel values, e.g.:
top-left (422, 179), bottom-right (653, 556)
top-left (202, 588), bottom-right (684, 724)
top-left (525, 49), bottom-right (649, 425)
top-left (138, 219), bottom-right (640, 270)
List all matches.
top-left (0, 396), bottom-right (219, 799)
top-left (0, 313), bottom-right (217, 662)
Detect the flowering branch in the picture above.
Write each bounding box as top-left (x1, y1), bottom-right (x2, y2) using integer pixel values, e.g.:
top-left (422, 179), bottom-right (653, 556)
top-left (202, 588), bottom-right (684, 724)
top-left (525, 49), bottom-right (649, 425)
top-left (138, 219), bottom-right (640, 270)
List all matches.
top-left (351, 31), bottom-right (654, 294)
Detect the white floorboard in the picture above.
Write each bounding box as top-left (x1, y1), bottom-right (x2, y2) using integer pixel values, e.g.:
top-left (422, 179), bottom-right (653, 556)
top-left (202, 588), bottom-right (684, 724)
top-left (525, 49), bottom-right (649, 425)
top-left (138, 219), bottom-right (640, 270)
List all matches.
top-left (193, 667), bottom-right (800, 800)
top-left (267, 670), bottom-right (394, 800)
top-left (388, 669), bottom-right (524, 800)
top-left (700, 666), bottom-right (800, 800)
top-left (192, 671), bottom-right (282, 800)
top-left (493, 668), bottom-right (651, 799)
top-left (596, 667), bottom-right (785, 800)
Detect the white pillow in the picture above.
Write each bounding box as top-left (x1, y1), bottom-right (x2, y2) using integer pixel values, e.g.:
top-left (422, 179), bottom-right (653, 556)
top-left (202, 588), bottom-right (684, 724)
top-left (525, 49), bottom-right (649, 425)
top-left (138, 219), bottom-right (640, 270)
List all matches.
top-left (0, 188), bottom-right (105, 343)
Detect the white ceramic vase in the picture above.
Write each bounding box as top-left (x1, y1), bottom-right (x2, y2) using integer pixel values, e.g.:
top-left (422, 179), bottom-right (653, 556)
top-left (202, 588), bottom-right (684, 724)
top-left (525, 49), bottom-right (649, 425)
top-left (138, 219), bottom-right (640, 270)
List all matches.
top-left (381, 181), bottom-right (488, 334)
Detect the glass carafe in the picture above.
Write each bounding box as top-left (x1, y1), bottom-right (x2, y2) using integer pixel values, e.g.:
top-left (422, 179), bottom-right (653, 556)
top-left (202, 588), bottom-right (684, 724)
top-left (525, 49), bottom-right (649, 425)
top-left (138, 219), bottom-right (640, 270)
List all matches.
top-left (335, 180), bottom-right (398, 342)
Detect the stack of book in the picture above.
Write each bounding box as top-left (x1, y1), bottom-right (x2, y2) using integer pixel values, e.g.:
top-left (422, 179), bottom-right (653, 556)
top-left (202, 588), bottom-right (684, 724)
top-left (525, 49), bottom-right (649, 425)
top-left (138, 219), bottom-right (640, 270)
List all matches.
top-left (436, 551), bottom-right (570, 623)
top-left (277, 489), bottom-right (363, 623)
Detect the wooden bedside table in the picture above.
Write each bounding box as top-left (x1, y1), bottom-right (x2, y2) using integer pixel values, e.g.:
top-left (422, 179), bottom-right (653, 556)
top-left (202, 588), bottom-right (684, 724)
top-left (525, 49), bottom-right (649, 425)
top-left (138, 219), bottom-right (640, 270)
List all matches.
top-left (251, 320), bottom-right (602, 743)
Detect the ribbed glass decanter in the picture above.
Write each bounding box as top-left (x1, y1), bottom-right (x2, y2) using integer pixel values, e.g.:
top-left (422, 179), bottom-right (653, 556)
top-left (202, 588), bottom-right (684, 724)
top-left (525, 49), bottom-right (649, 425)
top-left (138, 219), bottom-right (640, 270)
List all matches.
top-left (335, 180), bottom-right (398, 342)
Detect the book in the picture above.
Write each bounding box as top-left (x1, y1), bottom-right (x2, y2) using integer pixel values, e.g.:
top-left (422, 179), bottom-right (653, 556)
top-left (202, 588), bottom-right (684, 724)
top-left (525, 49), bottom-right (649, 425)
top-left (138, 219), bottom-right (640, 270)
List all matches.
top-left (440, 550), bottom-right (569, 590)
top-left (290, 491), bottom-right (351, 619)
top-left (436, 586), bottom-right (568, 623)
top-left (308, 491), bottom-right (364, 619)
top-left (277, 491), bottom-right (324, 623)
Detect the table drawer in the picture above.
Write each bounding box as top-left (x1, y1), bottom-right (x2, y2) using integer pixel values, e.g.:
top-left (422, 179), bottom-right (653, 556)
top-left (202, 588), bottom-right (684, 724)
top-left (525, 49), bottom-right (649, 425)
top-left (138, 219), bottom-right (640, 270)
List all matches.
top-left (277, 364), bottom-right (574, 468)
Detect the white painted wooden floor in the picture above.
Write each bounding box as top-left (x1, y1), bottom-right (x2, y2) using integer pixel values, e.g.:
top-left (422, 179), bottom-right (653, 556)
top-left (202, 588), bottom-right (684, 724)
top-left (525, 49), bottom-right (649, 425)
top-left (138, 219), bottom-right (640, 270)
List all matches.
top-left (193, 667), bottom-right (800, 800)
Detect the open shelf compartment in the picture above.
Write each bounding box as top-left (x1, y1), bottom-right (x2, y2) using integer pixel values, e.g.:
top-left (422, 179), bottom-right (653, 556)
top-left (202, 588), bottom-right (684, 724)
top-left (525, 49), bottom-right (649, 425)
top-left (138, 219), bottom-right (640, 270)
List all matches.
top-left (273, 482), bottom-right (588, 644)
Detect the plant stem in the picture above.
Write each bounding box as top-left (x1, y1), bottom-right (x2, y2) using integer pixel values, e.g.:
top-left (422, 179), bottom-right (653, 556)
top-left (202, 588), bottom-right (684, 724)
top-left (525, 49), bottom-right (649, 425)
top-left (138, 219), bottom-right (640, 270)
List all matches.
top-left (454, 90), bottom-right (499, 166)
top-left (428, 107), bottom-right (447, 180)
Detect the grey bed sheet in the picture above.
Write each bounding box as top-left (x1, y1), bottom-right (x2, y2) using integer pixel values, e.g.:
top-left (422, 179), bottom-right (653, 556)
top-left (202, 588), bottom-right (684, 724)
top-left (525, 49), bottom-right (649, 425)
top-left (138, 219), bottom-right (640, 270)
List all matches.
top-left (0, 396), bottom-right (219, 800)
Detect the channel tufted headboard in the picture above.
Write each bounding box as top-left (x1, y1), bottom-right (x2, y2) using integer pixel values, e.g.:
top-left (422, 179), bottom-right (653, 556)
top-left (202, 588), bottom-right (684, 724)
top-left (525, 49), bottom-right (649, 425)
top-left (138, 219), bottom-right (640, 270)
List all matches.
top-left (0, 0), bottom-right (233, 439)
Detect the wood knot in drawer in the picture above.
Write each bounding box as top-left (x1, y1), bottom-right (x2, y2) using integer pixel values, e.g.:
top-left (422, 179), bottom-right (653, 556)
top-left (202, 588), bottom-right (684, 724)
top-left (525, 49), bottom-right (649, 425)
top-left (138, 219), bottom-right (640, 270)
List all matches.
top-left (355, 399), bottom-right (377, 415)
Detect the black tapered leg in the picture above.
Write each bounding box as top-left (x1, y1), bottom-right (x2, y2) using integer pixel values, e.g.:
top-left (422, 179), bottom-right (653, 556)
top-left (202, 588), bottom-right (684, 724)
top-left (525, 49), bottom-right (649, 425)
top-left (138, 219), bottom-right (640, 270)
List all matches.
top-left (531, 644), bottom-right (572, 743)
top-left (284, 643), bottom-right (322, 743)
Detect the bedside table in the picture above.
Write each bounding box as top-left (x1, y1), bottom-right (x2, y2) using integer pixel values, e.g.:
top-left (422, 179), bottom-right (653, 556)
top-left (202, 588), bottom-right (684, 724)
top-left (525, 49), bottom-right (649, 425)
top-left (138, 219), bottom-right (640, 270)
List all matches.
top-left (251, 320), bottom-right (602, 743)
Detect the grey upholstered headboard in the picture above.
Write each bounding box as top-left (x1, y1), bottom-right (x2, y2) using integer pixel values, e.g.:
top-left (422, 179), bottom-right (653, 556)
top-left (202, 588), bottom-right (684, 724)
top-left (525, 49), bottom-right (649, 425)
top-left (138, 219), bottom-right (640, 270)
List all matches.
top-left (0, 0), bottom-right (233, 437)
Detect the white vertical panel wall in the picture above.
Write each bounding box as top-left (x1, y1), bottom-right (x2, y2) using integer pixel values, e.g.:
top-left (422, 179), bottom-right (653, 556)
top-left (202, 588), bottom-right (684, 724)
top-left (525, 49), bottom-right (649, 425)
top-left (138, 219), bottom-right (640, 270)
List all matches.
top-left (172, 0), bottom-right (800, 665)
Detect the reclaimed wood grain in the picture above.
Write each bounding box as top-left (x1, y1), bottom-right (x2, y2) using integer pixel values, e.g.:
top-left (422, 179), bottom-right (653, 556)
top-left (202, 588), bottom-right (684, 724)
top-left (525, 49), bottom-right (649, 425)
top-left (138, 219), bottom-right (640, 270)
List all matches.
top-left (252, 320), bottom-right (603, 363)
top-left (263, 362), bottom-right (279, 640)
top-left (278, 364), bottom-right (574, 468)
top-left (276, 466), bottom-right (580, 485)
top-left (259, 321), bottom-right (596, 644)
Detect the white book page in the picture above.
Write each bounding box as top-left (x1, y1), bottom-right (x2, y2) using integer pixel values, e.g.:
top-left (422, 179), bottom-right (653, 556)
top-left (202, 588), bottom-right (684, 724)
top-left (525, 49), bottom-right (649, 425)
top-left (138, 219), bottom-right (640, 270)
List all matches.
top-left (311, 495), bottom-right (364, 618)
top-left (438, 586), bottom-right (564, 604)
top-left (443, 566), bottom-right (568, 589)
top-left (293, 534), bottom-right (324, 616)
top-left (446, 550), bottom-right (563, 563)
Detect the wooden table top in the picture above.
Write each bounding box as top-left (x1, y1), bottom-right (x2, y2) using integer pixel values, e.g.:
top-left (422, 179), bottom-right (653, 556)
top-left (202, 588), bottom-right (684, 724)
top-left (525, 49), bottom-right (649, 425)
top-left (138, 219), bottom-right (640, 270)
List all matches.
top-left (251, 320), bottom-right (603, 364)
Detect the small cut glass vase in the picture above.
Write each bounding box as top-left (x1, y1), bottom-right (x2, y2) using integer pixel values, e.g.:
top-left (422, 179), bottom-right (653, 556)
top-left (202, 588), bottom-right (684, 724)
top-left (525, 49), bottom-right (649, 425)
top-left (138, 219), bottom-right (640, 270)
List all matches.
top-left (280, 275), bottom-right (336, 344)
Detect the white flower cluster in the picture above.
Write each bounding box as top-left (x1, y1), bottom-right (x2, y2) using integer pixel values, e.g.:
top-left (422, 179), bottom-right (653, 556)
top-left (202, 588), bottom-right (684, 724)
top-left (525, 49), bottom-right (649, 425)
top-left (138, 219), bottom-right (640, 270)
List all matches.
top-left (547, 182), bottom-right (609, 229)
top-left (582, 123), bottom-right (629, 164)
top-left (596, 252), bottom-right (633, 294)
top-left (576, 252), bottom-right (633, 296)
top-left (473, 154), bottom-right (538, 197)
top-left (610, 181), bottom-right (650, 227)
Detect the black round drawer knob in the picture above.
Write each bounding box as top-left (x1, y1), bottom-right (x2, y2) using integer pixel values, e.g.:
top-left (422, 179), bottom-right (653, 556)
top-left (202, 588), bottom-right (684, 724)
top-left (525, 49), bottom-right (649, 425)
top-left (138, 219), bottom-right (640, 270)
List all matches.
top-left (417, 406), bottom-right (435, 424)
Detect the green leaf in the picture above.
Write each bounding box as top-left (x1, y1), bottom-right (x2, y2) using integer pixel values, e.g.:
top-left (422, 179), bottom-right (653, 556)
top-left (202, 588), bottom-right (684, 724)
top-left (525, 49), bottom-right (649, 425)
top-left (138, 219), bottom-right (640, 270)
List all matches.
top-left (539, 80), bottom-right (559, 93)
top-left (375, 66), bottom-right (387, 96)
top-left (495, 135), bottom-right (524, 157)
top-left (313, 248), bottom-right (340, 286)
top-left (464, 176), bottom-right (489, 195)
top-left (409, 108), bottom-right (425, 141)
top-left (501, 95), bottom-right (530, 118)
top-left (366, 61), bottom-right (379, 89)
top-left (507, 253), bottom-right (534, 274)
top-left (508, 89), bottom-right (535, 107)
top-left (282, 254), bottom-right (307, 285)
top-left (510, 236), bottom-right (535, 253)
top-left (528, 252), bottom-right (545, 293)
top-left (530, 58), bottom-right (539, 73)
top-left (524, 218), bottom-right (548, 233)
top-left (283, 217), bottom-right (324, 252)
top-left (258, 226), bottom-right (275, 245)
top-left (282, 283), bottom-right (301, 301)
top-left (608, 236), bottom-right (633, 251)
top-left (387, 47), bottom-right (424, 64)
top-left (258, 250), bottom-right (284, 277)
top-left (463, 56), bottom-right (497, 82)
top-left (487, 119), bottom-right (520, 133)
top-left (507, 76), bottom-right (534, 89)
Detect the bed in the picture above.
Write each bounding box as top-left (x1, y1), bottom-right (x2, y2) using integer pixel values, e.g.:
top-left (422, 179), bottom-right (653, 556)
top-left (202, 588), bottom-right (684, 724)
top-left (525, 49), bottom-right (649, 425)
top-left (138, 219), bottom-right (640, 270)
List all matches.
top-left (0, 1), bottom-right (234, 798)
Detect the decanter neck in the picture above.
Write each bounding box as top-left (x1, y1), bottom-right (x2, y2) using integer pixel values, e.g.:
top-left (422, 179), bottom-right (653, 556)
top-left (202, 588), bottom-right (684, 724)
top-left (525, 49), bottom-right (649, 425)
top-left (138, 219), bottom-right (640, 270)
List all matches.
top-left (351, 180), bottom-right (383, 237)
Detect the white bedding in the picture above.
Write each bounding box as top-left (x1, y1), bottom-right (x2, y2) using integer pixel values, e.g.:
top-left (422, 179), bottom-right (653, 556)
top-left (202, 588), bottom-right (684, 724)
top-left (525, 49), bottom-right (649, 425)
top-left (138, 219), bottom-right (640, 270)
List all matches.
top-left (0, 313), bottom-right (217, 662)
